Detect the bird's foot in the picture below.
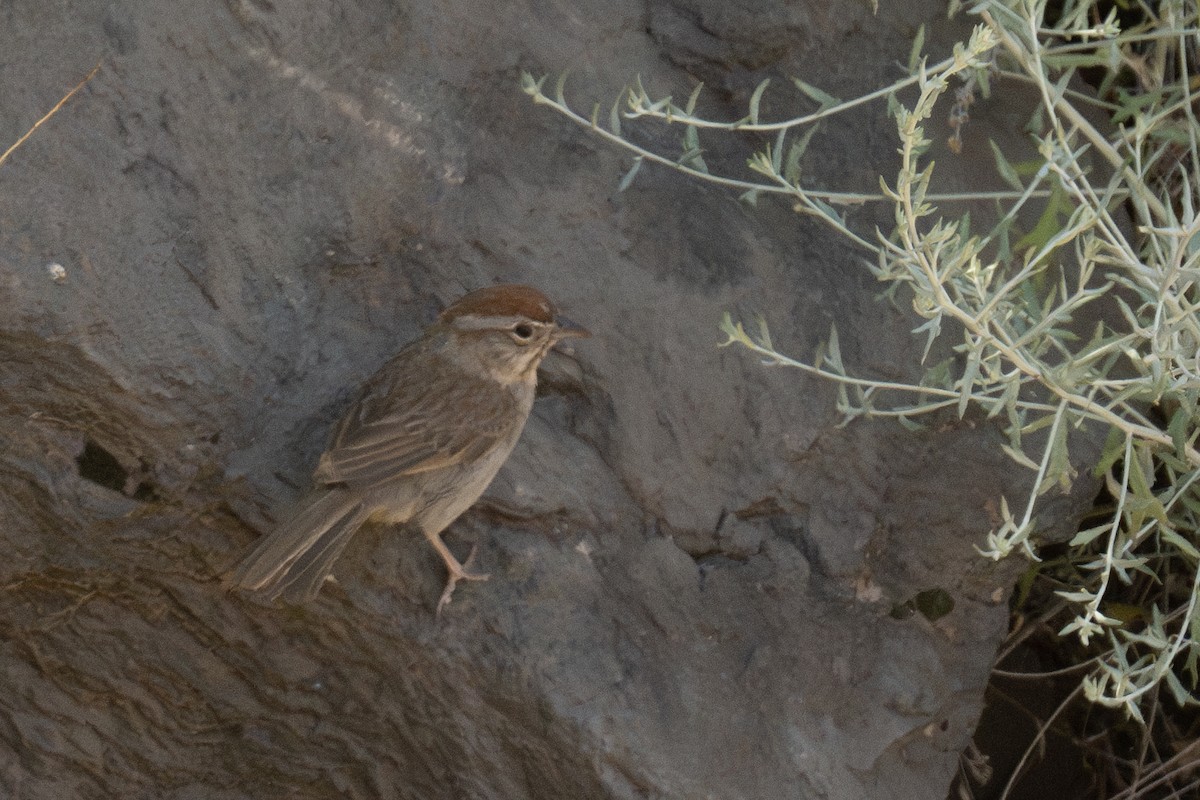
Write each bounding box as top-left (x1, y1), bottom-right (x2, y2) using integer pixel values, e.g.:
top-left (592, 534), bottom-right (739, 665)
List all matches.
top-left (436, 545), bottom-right (490, 617)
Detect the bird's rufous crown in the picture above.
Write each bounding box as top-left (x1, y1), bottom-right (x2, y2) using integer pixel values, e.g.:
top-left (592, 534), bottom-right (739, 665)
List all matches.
top-left (439, 285), bottom-right (556, 325)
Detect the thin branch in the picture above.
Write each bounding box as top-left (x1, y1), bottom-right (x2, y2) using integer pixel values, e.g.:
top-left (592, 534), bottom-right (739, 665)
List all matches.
top-left (0, 61), bottom-right (102, 170)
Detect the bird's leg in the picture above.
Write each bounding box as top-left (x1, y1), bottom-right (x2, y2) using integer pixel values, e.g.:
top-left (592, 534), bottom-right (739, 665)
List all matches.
top-left (423, 530), bottom-right (489, 616)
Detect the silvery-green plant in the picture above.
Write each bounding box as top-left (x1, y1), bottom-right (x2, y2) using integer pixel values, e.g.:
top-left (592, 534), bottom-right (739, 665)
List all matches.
top-left (526, 0), bottom-right (1200, 722)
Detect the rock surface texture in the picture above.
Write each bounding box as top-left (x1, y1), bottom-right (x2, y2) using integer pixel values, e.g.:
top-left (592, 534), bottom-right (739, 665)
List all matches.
top-left (0, 1), bottom-right (1101, 798)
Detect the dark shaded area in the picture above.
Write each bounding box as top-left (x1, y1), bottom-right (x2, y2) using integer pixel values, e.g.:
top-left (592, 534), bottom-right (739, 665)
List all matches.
top-left (963, 529), bottom-right (1200, 798)
top-left (76, 440), bottom-right (127, 493)
top-left (0, 1), bottom-right (1110, 798)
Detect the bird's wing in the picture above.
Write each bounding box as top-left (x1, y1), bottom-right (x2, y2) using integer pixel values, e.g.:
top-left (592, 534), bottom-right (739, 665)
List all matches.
top-left (313, 354), bottom-right (519, 490)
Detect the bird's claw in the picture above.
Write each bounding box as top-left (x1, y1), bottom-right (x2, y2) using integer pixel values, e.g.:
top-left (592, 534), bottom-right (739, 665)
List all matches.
top-left (435, 545), bottom-right (490, 617)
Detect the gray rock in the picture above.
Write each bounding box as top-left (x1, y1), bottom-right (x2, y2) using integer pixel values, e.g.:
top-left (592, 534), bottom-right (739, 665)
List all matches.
top-left (0, 1), bottom-right (1103, 798)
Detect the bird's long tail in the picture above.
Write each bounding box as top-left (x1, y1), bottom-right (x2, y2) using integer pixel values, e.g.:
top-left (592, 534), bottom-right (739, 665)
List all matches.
top-left (226, 487), bottom-right (370, 603)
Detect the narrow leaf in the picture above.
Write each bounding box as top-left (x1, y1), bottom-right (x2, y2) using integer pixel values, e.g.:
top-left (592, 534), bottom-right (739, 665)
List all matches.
top-left (1041, 413), bottom-right (1074, 493)
top-left (1168, 406), bottom-right (1191, 458)
top-left (748, 78), bottom-right (771, 125)
top-left (617, 156), bottom-right (643, 192)
top-left (791, 77), bottom-right (841, 109)
top-left (1069, 524), bottom-right (1110, 547)
top-left (1092, 427), bottom-right (1126, 478)
top-left (1165, 670), bottom-right (1194, 708)
top-left (1001, 444), bottom-right (1040, 470)
top-left (988, 139), bottom-right (1023, 191)
top-left (784, 125), bottom-right (819, 185)
top-left (554, 71), bottom-right (569, 103)
top-left (825, 324), bottom-right (844, 372)
top-left (1161, 528), bottom-right (1200, 560)
top-left (519, 71), bottom-right (546, 96)
top-left (958, 344), bottom-right (981, 417)
top-left (907, 25), bottom-right (926, 74)
top-left (809, 196), bottom-right (843, 225)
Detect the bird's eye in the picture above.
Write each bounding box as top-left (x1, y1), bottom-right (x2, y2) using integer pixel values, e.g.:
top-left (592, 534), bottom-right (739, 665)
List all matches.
top-left (512, 322), bottom-right (534, 340)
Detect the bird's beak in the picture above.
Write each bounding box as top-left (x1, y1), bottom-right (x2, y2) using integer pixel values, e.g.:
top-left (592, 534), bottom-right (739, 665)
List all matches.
top-left (553, 315), bottom-right (591, 340)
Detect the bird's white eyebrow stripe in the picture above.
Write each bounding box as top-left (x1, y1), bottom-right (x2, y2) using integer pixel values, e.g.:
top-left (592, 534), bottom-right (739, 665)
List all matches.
top-left (451, 315), bottom-right (550, 331)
